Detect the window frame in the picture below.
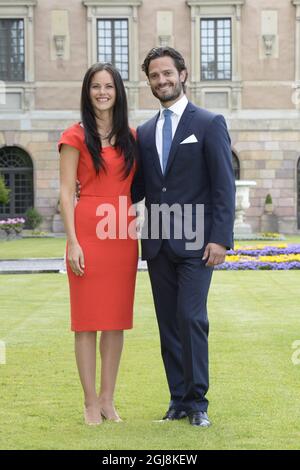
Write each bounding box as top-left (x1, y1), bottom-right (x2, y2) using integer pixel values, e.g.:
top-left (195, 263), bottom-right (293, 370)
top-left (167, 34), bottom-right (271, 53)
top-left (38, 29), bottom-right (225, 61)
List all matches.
top-left (83, 1), bottom-right (142, 110)
top-left (200, 17), bottom-right (232, 82)
top-left (187, 0), bottom-right (244, 111)
top-left (83, 1), bottom-right (141, 81)
top-left (0, 18), bottom-right (25, 82)
top-left (97, 17), bottom-right (129, 81)
top-left (0, 146), bottom-right (34, 218)
top-left (0, 1), bottom-right (36, 111)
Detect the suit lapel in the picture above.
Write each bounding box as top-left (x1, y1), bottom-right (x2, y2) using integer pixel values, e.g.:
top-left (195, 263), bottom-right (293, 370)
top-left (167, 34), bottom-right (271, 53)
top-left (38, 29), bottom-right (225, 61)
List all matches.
top-left (164, 102), bottom-right (195, 177)
top-left (147, 112), bottom-right (163, 179)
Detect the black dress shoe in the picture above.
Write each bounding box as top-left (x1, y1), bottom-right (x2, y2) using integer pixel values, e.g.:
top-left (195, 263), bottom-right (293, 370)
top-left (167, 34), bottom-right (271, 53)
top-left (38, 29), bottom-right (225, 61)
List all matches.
top-left (188, 411), bottom-right (211, 427)
top-left (162, 408), bottom-right (187, 420)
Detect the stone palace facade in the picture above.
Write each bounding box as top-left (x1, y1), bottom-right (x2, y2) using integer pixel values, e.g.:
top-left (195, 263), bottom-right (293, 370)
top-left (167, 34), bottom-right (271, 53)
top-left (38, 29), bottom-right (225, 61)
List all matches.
top-left (0, 0), bottom-right (300, 233)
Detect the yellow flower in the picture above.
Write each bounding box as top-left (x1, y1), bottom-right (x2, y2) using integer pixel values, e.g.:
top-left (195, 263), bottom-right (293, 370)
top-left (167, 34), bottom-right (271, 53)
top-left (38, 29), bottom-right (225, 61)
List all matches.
top-left (225, 255), bottom-right (240, 262)
top-left (234, 243), bottom-right (287, 251)
top-left (259, 254), bottom-right (300, 263)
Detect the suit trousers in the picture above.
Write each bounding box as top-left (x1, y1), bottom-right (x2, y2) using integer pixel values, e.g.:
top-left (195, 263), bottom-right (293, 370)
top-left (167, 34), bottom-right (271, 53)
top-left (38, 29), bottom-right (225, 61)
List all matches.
top-left (147, 240), bottom-right (214, 413)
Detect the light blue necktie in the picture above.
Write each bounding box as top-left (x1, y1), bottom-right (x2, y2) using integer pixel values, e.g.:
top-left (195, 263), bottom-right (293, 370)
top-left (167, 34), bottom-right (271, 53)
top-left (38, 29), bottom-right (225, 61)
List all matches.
top-left (162, 108), bottom-right (173, 174)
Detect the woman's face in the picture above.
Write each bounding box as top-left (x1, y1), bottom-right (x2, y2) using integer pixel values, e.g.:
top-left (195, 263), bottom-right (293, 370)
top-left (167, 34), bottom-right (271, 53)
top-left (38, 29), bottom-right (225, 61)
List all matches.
top-left (89, 70), bottom-right (116, 114)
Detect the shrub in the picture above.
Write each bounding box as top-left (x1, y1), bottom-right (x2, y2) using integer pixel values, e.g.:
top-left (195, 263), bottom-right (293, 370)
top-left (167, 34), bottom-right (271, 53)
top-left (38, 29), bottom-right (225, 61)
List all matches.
top-left (25, 207), bottom-right (43, 230)
top-left (0, 175), bottom-right (10, 205)
top-left (265, 193), bottom-right (273, 205)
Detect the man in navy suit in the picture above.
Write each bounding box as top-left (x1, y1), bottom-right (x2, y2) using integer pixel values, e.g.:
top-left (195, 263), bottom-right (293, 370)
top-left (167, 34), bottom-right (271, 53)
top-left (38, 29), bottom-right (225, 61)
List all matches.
top-left (132, 47), bottom-right (235, 427)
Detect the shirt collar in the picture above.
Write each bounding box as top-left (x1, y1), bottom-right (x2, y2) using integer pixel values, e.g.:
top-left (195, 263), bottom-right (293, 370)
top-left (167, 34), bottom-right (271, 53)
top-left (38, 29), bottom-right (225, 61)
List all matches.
top-left (159, 94), bottom-right (188, 119)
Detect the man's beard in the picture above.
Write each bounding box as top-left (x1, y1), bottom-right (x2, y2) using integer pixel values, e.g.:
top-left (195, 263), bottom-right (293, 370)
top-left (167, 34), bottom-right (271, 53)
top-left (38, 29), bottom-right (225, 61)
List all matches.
top-left (151, 82), bottom-right (183, 103)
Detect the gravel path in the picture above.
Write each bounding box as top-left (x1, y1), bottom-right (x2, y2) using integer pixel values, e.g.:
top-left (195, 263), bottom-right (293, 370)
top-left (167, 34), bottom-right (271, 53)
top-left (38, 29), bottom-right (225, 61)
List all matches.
top-left (0, 258), bottom-right (147, 274)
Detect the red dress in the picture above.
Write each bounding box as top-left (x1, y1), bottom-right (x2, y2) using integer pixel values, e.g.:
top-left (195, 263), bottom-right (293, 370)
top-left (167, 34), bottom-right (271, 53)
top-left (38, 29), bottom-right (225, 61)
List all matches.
top-left (58, 123), bottom-right (138, 331)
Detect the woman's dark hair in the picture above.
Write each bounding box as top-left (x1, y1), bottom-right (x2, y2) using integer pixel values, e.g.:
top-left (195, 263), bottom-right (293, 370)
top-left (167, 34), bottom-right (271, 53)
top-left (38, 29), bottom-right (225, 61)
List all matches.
top-left (141, 47), bottom-right (188, 92)
top-left (81, 63), bottom-right (136, 177)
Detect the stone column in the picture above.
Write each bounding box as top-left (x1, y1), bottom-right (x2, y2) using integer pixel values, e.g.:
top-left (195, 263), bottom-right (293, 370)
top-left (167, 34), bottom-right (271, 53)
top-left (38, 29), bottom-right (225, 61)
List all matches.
top-left (292, 1), bottom-right (300, 110)
top-left (231, 4), bottom-right (243, 110)
top-left (26, 5), bottom-right (35, 82)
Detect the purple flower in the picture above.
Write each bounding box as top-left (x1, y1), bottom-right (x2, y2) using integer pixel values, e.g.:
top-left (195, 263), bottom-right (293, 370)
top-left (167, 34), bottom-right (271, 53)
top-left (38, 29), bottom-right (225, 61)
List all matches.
top-left (220, 244), bottom-right (299, 269)
top-left (228, 245), bottom-right (300, 257)
top-left (0, 217), bottom-right (25, 234)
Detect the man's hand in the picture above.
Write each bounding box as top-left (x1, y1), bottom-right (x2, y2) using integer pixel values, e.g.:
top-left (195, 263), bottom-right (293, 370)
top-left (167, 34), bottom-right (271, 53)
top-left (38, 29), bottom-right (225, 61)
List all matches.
top-left (202, 243), bottom-right (227, 267)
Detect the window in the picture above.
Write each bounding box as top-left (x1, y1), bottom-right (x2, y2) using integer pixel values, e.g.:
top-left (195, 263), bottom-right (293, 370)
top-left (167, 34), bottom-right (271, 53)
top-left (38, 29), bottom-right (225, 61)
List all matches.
top-left (187, 1), bottom-right (244, 110)
top-left (232, 151), bottom-right (240, 180)
top-left (0, 19), bottom-right (24, 81)
top-left (83, 1), bottom-right (141, 109)
top-left (297, 158), bottom-right (300, 229)
top-left (97, 19), bottom-right (129, 80)
top-left (0, 147), bottom-right (33, 217)
top-left (0, 1), bottom-right (36, 110)
top-left (201, 18), bottom-right (232, 81)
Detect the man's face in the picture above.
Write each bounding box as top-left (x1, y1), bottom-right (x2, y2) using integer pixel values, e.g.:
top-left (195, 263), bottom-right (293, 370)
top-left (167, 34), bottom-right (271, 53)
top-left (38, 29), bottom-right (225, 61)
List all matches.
top-left (147, 56), bottom-right (187, 106)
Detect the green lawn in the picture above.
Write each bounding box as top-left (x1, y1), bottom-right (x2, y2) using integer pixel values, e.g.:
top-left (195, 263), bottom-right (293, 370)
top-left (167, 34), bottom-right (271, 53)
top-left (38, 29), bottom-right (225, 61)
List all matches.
top-left (0, 271), bottom-right (299, 450)
top-left (236, 235), bottom-right (300, 246)
top-left (0, 237), bottom-right (67, 259)
top-left (1, 234), bottom-right (300, 260)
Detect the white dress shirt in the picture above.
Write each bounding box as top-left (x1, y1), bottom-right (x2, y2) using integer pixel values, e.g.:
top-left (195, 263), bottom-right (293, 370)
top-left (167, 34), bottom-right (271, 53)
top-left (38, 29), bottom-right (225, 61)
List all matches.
top-left (156, 94), bottom-right (188, 171)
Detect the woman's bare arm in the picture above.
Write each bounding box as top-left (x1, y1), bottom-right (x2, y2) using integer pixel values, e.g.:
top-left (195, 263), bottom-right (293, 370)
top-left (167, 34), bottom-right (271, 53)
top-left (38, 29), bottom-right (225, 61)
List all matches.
top-left (59, 144), bottom-right (85, 276)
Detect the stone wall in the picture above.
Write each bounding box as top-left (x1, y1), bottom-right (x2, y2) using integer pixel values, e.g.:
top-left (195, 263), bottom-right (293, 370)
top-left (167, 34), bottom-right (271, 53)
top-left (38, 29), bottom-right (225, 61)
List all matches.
top-left (1, 0), bottom-right (300, 233)
top-left (1, 111), bottom-right (299, 233)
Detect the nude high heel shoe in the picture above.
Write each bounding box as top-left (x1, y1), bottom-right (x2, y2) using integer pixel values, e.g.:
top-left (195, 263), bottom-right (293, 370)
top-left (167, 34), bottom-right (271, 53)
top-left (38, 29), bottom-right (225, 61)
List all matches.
top-left (84, 405), bottom-right (102, 425)
top-left (100, 407), bottom-right (123, 422)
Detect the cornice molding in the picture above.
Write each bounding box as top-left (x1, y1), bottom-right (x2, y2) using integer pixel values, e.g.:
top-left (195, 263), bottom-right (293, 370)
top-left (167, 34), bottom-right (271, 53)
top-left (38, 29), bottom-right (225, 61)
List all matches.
top-left (83, 0), bottom-right (142, 7)
top-left (0, 0), bottom-right (37, 6)
top-left (186, 0), bottom-right (244, 6)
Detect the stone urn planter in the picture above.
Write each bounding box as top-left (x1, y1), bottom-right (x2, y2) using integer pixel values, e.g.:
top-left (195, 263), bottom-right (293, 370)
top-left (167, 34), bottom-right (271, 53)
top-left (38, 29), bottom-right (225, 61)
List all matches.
top-left (234, 180), bottom-right (257, 236)
top-left (260, 193), bottom-right (278, 232)
top-left (52, 200), bottom-right (65, 233)
top-left (52, 213), bottom-right (65, 233)
top-left (0, 218), bottom-right (25, 241)
top-left (264, 194), bottom-right (274, 214)
top-left (0, 228), bottom-right (7, 240)
top-left (0, 227), bottom-right (23, 240)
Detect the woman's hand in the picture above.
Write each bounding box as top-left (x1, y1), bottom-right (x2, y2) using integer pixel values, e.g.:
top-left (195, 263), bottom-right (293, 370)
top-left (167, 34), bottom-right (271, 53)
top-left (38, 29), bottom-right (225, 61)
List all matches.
top-left (68, 242), bottom-right (85, 276)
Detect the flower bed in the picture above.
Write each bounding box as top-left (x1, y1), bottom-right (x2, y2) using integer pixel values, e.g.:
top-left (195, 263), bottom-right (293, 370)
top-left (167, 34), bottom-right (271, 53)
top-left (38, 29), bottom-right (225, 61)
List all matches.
top-left (0, 218), bottom-right (26, 241)
top-left (216, 244), bottom-right (300, 270)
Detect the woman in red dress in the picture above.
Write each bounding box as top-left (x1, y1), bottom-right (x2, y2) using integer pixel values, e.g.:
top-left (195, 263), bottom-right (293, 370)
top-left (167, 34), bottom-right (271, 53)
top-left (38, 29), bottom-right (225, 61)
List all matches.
top-left (59, 64), bottom-right (138, 425)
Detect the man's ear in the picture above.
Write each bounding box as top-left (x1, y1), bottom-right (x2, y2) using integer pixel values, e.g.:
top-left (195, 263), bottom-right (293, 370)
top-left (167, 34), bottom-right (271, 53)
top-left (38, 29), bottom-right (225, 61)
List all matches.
top-left (180, 69), bottom-right (188, 84)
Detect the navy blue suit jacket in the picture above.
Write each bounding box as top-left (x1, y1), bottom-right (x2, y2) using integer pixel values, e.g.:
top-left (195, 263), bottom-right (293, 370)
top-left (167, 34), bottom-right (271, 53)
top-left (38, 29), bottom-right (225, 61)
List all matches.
top-left (132, 101), bottom-right (235, 260)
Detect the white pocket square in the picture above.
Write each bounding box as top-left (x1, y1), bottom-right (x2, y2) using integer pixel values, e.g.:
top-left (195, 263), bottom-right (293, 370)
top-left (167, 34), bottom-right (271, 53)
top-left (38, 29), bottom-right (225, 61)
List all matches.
top-left (180, 134), bottom-right (198, 144)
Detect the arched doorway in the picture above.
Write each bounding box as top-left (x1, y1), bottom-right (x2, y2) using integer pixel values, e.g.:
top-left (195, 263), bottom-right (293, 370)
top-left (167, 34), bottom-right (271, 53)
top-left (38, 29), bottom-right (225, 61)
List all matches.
top-left (232, 151), bottom-right (240, 180)
top-left (0, 146), bottom-right (33, 218)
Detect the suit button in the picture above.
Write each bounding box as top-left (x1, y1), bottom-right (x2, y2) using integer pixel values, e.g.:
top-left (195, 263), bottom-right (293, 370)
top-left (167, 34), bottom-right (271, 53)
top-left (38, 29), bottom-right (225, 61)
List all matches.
top-left (162, 187), bottom-right (167, 192)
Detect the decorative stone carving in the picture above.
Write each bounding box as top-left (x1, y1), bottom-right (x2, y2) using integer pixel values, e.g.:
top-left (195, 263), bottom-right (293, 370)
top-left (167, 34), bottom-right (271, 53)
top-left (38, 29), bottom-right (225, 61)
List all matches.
top-left (53, 35), bottom-right (66, 58)
top-left (159, 35), bottom-right (171, 47)
top-left (262, 34), bottom-right (275, 56)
